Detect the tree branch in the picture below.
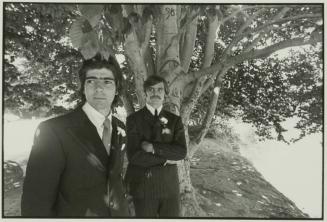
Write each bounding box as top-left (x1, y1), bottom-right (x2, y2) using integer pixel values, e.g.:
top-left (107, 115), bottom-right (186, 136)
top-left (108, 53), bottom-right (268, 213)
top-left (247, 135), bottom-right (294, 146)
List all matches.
top-left (221, 7), bottom-right (321, 61)
top-left (200, 70), bottom-right (219, 96)
top-left (157, 5), bottom-right (180, 75)
top-left (180, 76), bottom-right (206, 125)
top-left (231, 34), bottom-right (322, 67)
top-left (194, 76), bottom-right (223, 147)
top-left (274, 6), bottom-right (291, 20)
top-left (183, 62), bottom-right (223, 85)
top-left (240, 13), bottom-right (322, 42)
top-left (180, 8), bottom-right (221, 123)
top-left (190, 13), bottom-right (322, 96)
top-left (180, 15), bottom-right (198, 72)
top-left (222, 8), bottom-right (267, 58)
top-left (221, 5), bottom-right (255, 24)
top-left (124, 28), bottom-right (147, 107)
top-left (243, 32), bottom-right (265, 53)
top-left (140, 16), bottom-right (153, 54)
top-left (242, 7), bottom-right (290, 52)
top-left (181, 63), bottom-right (227, 125)
top-left (144, 45), bottom-right (155, 76)
top-left (220, 5), bottom-right (287, 26)
top-left (202, 11), bottom-right (219, 69)
top-left (158, 6), bottom-right (201, 74)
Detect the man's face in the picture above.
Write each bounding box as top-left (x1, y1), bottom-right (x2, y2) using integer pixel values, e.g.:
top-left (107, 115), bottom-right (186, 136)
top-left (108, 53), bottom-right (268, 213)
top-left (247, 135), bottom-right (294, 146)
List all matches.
top-left (84, 68), bottom-right (116, 114)
top-left (145, 82), bottom-right (165, 108)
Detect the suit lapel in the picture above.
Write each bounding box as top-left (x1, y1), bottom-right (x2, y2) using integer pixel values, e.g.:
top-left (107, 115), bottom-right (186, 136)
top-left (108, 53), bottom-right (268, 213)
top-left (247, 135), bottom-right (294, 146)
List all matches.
top-left (141, 107), bottom-right (154, 123)
top-left (140, 107), bottom-right (156, 138)
top-left (66, 108), bottom-right (109, 172)
top-left (108, 116), bottom-right (127, 171)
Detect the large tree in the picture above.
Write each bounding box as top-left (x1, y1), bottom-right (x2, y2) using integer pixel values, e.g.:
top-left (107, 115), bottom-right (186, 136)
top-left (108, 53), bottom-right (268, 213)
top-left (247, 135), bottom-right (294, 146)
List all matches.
top-left (4, 3), bottom-right (323, 216)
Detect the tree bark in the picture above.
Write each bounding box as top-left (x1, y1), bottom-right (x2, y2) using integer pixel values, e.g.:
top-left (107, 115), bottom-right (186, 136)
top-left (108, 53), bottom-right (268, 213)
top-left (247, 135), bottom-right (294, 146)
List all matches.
top-left (154, 5), bottom-right (206, 216)
top-left (179, 154), bottom-right (207, 217)
top-left (124, 27), bottom-right (147, 107)
top-left (156, 5), bottom-right (180, 81)
top-left (180, 15), bottom-right (198, 72)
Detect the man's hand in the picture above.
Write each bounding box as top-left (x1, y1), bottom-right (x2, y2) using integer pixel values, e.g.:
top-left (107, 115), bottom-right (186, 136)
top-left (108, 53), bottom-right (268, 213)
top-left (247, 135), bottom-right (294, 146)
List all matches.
top-left (141, 141), bottom-right (154, 153)
top-left (164, 160), bottom-right (179, 166)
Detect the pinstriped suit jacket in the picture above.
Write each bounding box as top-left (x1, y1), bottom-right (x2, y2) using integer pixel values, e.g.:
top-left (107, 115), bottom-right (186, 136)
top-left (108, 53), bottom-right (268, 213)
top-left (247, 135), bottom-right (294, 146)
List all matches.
top-left (125, 107), bottom-right (187, 199)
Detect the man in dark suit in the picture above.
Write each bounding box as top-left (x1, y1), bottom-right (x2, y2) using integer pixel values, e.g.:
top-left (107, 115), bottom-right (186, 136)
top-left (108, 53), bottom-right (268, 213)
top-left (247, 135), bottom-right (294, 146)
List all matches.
top-left (21, 54), bottom-right (129, 217)
top-left (125, 75), bottom-right (187, 217)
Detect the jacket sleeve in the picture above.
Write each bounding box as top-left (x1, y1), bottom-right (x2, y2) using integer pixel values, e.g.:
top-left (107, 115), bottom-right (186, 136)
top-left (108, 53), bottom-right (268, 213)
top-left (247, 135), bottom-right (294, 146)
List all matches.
top-left (126, 115), bottom-right (166, 167)
top-left (152, 116), bottom-right (187, 160)
top-left (21, 122), bottom-right (65, 217)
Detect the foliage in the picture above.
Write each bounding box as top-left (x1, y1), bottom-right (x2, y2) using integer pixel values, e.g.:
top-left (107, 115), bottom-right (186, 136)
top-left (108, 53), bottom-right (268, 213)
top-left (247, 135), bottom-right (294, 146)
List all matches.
top-left (4, 161), bottom-right (24, 192)
top-left (206, 116), bottom-right (242, 152)
top-left (218, 46), bottom-right (322, 142)
top-left (3, 3), bottom-right (323, 141)
top-left (4, 3), bottom-right (82, 118)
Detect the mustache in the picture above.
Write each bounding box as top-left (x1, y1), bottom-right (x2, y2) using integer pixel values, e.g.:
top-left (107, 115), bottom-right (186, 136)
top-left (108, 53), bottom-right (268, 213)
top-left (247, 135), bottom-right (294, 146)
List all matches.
top-left (150, 96), bottom-right (161, 99)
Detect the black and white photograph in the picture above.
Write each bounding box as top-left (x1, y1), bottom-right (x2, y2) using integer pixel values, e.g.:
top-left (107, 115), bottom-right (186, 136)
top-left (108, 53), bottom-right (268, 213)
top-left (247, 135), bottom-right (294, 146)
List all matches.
top-left (2, 2), bottom-right (324, 219)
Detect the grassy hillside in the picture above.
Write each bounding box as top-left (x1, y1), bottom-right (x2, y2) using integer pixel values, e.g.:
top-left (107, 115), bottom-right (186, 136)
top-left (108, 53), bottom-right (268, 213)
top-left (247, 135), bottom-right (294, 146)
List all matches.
top-left (190, 138), bottom-right (308, 218)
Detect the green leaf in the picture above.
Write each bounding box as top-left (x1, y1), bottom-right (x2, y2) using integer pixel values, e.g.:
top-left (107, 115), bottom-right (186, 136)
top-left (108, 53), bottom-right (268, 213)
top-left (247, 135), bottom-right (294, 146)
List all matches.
top-left (78, 4), bottom-right (103, 27)
top-left (80, 32), bottom-right (99, 59)
top-left (69, 18), bottom-right (85, 48)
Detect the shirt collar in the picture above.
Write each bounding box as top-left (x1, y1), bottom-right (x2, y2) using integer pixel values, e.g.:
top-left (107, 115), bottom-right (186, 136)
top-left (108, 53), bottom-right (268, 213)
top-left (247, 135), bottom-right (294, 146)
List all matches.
top-left (145, 103), bottom-right (163, 116)
top-left (82, 102), bottom-right (112, 128)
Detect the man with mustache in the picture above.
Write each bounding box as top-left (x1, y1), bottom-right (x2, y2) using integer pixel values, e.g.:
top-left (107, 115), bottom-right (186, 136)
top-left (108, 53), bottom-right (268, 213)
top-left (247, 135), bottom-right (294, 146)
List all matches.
top-left (21, 54), bottom-right (129, 217)
top-left (125, 75), bottom-right (187, 217)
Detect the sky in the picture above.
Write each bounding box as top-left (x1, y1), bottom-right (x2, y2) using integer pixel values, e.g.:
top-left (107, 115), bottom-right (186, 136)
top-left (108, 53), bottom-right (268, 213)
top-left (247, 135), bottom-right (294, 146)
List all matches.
top-left (231, 118), bottom-right (323, 218)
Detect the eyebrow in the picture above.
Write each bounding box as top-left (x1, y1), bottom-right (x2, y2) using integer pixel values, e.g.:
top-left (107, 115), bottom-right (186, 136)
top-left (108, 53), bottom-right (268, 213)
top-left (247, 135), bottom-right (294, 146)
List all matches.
top-left (85, 76), bottom-right (115, 80)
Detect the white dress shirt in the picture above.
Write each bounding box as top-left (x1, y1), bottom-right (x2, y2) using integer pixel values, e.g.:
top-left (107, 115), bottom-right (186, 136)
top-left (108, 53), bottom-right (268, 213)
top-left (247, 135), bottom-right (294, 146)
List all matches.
top-left (145, 103), bottom-right (163, 116)
top-left (82, 102), bottom-right (112, 154)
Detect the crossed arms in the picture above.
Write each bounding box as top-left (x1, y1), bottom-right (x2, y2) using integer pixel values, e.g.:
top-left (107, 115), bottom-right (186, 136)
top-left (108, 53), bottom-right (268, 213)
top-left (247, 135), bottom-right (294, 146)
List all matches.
top-left (126, 115), bottom-right (187, 168)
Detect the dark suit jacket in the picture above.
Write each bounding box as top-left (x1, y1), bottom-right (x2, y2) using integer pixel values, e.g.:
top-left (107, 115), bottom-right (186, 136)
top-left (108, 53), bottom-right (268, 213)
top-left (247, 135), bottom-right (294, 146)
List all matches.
top-left (125, 107), bottom-right (187, 199)
top-left (21, 107), bottom-right (129, 217)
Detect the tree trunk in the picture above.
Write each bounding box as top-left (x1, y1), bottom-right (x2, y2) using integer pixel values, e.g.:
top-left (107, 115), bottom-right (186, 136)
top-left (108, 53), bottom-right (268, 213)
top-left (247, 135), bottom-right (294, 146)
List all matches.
top-left (179, 157), bottom-right (207, 217)
top-left (124, 29), bottom-right (148, 107)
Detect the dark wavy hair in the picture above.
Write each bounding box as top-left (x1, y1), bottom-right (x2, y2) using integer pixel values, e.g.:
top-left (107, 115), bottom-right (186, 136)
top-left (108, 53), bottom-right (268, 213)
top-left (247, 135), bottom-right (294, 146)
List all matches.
top-left (78, 53), bottom-right (123, 107)
top-left (143, 75), bottom-right (169, 95)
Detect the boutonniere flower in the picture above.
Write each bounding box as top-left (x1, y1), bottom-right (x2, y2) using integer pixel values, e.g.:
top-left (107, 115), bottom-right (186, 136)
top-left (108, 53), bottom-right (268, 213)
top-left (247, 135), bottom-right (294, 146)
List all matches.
top-left (159, 117), bottom-right (170, 134)
top-left (160, 117), bottom-right (168, 125)
top-left (117, 126), bottom-right (126, 137)
top-left (162, 128), bottom-right (171, 135)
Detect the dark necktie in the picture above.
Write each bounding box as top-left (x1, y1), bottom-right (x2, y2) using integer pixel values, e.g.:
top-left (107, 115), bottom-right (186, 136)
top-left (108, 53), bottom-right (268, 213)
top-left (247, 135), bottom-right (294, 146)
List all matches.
top-left (102, 118), bottom-right (112, 156)
top-left (153, 109), bottom-right (161, 141)
top-left (154, 109), bottom-right (159, 120)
